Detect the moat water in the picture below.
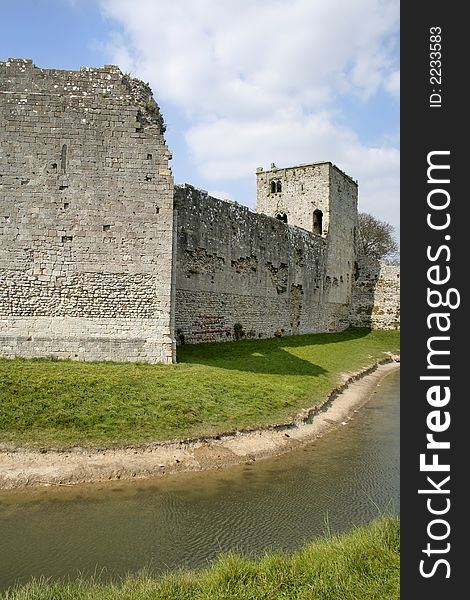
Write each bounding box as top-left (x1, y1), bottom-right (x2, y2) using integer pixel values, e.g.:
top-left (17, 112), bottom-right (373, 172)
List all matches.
top-left (0, 369), bottom-right (399, 591)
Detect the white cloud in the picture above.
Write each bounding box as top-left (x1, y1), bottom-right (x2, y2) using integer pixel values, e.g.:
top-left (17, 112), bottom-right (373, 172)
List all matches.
top-left (99, 0), bottom-right (399, 230)
top-left (384, 69), bottom-right (400, 97)
top-left (100, 0), bottom-right (399, 111)
top-left (186, 113), bottom-right (399, 230)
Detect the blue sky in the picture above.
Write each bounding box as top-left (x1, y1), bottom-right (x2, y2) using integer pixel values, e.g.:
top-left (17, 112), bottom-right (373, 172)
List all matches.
top-left (1, 0), bottom-right (399, 235)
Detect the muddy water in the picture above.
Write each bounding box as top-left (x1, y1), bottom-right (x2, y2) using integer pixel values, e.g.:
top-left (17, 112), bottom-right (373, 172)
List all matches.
top-left (0, 369), bottom-right (399, 591)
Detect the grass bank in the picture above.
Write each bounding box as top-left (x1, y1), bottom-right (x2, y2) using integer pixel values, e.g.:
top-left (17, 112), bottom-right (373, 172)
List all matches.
top-left (2, 516), bottom-right (400, 600)
top-left (0, 329), bottom-right (399, 449)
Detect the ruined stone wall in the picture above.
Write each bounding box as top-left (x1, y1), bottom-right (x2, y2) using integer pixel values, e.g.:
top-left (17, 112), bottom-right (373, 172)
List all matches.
top-left (349, 256), bottom-right (400, 329)
top-left (0, 58), bottom-right (398, 362)
top-left (0, 59), bottom-right (175, 362)
top-left (256, 162), bottom-right (358, 332)
top-left (174, 185), bottom-right (329, 344)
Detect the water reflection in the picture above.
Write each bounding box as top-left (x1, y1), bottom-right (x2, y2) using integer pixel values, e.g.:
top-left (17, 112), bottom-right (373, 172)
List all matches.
top-left (0, 369), bottom-right (399, 591)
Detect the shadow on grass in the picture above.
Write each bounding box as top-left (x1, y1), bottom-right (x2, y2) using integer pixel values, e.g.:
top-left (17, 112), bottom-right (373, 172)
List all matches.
top-left (177, 328), bottom-right (372, 377)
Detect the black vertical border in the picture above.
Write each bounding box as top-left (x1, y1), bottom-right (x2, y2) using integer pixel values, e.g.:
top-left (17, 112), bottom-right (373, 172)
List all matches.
top-left (401, 4), bottom-right (466, 597)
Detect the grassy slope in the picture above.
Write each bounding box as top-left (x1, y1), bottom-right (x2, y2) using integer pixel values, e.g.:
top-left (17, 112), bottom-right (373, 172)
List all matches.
top-left (0, 329), bottom-right (399, 448)
top-left (2, 516), bottom-right (400, 600)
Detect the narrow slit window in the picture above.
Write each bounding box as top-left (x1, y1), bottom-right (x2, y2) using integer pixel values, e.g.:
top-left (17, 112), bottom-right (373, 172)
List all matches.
top-left (61, 144), bottom-right (67, 173)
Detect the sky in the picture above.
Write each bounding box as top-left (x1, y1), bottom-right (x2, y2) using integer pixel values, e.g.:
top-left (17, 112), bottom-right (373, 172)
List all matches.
top-left (0, 0), bottom-right (399, 236)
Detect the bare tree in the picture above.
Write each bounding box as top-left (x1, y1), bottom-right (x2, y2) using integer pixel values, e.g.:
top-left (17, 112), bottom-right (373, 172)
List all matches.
top-left (358, 213), bottom-right (399, 262)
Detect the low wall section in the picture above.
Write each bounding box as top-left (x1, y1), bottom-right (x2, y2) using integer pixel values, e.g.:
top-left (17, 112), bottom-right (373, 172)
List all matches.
top-left (174, 185), bottom-right (331, 344)
top-left (349, 256), bottom-right (400, 329)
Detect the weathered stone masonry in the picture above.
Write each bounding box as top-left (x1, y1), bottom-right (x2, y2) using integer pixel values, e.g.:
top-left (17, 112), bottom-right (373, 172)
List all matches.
top-left (175, 160), bottom-right (361, 344)
top-left (0, 59), bottom-right (399, 363)
top-left (349, 256), bottom-right (400, 329)
top-left (256, 162), bottom-right (360, 332)
top-left (175, 185), bottom-right (327, 344)
top-left (0, 59), bottom-right (175, 362)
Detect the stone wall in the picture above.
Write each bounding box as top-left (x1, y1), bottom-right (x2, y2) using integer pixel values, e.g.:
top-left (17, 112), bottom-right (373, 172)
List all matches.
top-left (349, 256), bottom-right (400, 329)
top-left (0, 58), bottom-right (399, 363)
top-left (0, 59), bottom-right (175, 362)
top-left (174, 185), bottom-right (330, 344)
top-left (322, 164), bottom-right (359, 329)
top-left (256, 162), bottom-right (359, 332)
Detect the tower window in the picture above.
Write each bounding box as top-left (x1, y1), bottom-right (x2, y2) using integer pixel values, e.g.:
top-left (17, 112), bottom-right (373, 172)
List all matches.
top-left (276, 212), bottom-right (288, 224)
top-left (313, 209), bottom-right (323, 235)
top-left (276, 181), bottom-right (282, 193)
top-left (270, 180), bottom-right (276, 193)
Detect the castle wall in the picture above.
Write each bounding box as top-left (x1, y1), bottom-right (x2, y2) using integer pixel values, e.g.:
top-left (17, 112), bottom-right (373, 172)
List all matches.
top-left (256, 162), bottom-right (358, 332)
top-left (349, 256), bottom-right (400, 329)
top-left (0, 58), bottom-right (399, 363)
top-left (0, 59), bottom-right (175, 363)
top-left (174, 185), bottom-right (330, 344)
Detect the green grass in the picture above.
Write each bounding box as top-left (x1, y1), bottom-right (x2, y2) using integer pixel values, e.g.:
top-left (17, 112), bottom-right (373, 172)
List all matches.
top-left (0, 328), bottom-right (399, 449)
top-left (2, 516), bottom-right (400, 600)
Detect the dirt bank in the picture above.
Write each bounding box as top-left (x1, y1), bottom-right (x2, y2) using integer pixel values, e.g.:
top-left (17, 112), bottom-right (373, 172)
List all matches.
top-left (0, 357), bottom-right (399, 489)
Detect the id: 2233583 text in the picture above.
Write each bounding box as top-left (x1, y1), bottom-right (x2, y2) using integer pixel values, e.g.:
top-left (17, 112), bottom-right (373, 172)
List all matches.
top-left (429, 27), bottom-right (442, 108)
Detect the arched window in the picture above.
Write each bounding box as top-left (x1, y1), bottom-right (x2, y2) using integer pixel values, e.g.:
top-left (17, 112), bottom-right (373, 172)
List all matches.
top-left (270, 180), bottom-right (276, 193)
top-left (276, 180), bottom-right (282, 193)
top-left (313, 209), bottom-right (323, 235)
top-left (276, 212), bottom-right (288, 224)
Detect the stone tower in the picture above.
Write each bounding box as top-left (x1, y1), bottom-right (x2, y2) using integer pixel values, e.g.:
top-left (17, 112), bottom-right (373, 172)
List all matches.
top-left (0, 59), bottom-right (175, 363)
top-left (256, 162), bottom-right (359, 329)
top-left (256, 161), bottom-right (355, 235)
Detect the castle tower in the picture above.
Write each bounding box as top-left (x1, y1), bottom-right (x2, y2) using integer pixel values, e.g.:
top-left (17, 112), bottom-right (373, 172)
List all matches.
top-left (256, 161), bottom-right (355, 234)
top-left (256, 162), bottom-right (359, 329)
top-left (0, 59), bottom-right (176, 363)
